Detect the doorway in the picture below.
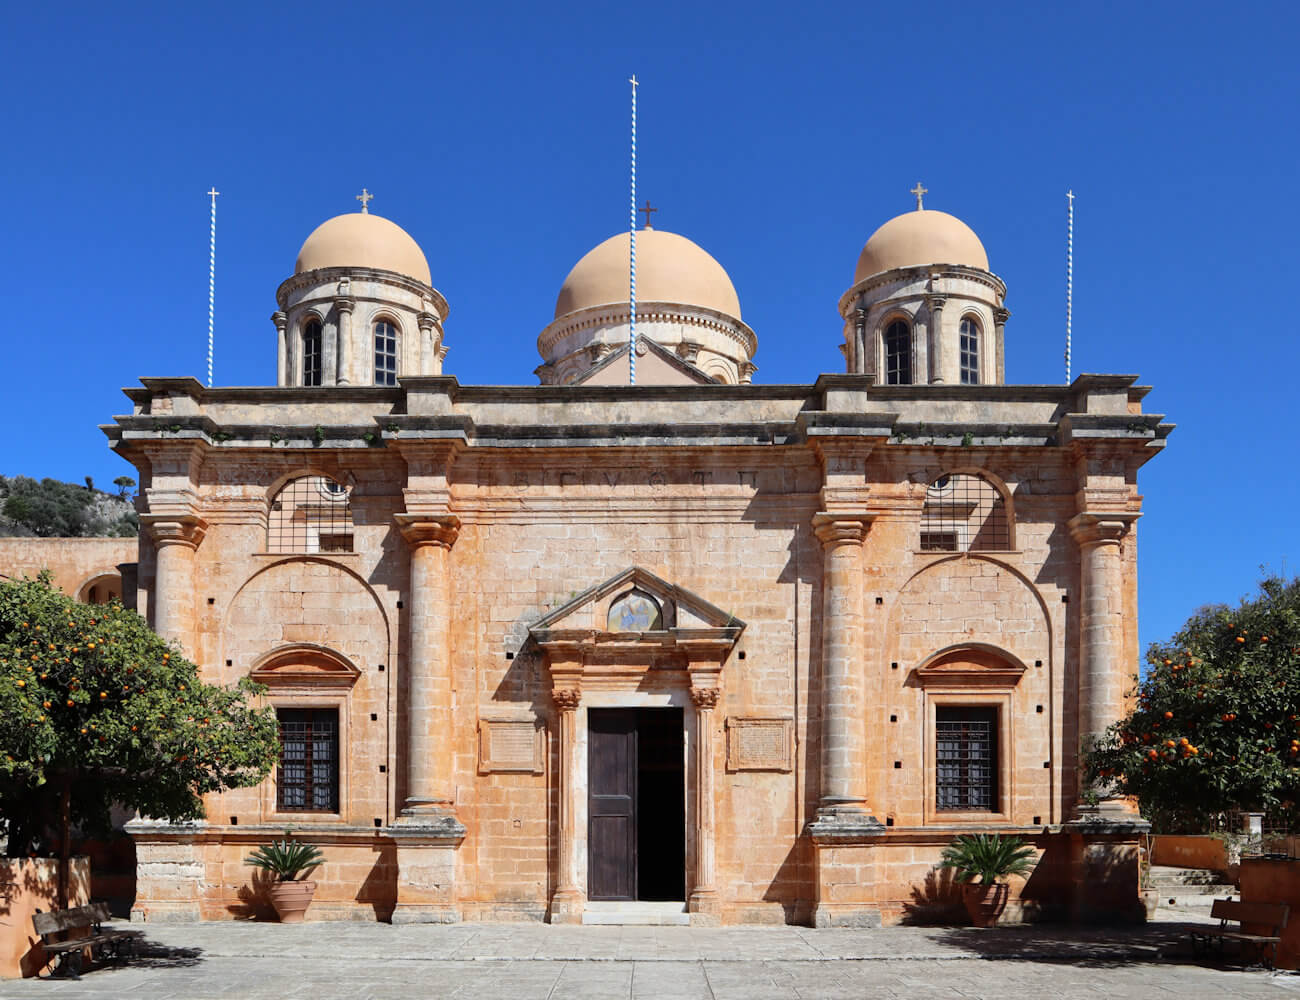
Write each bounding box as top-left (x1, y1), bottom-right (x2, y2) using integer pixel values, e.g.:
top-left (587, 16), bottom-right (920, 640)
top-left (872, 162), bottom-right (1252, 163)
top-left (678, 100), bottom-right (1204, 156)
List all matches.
top-left (587, 707), bottom-right (685, 901)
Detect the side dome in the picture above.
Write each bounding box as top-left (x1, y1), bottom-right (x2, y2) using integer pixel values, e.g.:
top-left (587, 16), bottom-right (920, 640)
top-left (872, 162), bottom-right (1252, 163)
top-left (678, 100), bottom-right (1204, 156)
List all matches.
top-left (854, 209), bottom-right (988, 283)
top-left (554, 228), bottom-right (741, 321)
top-left (295, 212), bottom-right (432, 286)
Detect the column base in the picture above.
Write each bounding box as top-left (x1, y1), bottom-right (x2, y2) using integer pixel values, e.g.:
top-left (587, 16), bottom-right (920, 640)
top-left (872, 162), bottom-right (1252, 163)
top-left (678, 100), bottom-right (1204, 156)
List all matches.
top-left (807, 809), bottom-right (885, 929)
top-left (386, 812), bottom-right (466, 925)
top-left (549, 888), bottom-right (585, 925)
top-left (1060, 829), bottom-right (1145, 924)
top-left (688, 888), bottom-right (721, 926)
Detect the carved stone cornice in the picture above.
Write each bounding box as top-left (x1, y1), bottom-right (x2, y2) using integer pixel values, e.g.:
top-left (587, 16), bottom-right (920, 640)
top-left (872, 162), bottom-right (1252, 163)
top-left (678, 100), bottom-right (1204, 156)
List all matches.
top-left (1068, 512), bottom-right (1135, 547)
top-left (394, 513), bottom-right (461, 549)
top-left (140, 513), bottom-right (208, 550)
top-left (811, 512), bottom-right (871, 549)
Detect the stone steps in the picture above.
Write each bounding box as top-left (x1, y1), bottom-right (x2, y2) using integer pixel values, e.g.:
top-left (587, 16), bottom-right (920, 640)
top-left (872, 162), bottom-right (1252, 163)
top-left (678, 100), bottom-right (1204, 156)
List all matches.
top-left (1148, 865), bottom-right (1235, 907)
top-left (582, 901), bottom-right (691, 925)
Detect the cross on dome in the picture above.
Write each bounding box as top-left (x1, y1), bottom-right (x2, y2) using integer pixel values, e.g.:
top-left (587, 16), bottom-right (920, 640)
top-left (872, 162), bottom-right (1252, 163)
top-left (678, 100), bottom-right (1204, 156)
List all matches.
top-left (356, 189), bottom-right (374, 213)
top-left (639, 200), bottom-right (657, 229)
top-left (910, 182), bottom-right (928, 211)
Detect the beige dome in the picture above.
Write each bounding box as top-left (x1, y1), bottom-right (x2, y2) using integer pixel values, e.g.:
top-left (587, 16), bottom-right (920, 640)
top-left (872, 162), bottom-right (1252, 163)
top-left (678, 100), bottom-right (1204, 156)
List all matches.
top-left (554, 228), bottom-right (741, 321)
top-left (854, 209), bottom-right (988, 283)
top-left (295, 213), bottom-right (432, 285)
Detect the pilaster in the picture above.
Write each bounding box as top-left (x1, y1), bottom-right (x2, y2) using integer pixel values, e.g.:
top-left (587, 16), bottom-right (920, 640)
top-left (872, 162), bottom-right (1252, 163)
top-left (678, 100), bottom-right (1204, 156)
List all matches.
top-left (550, 681), bottom-right (585, 924)
top-left (334, 294), bottom-right (355, 386)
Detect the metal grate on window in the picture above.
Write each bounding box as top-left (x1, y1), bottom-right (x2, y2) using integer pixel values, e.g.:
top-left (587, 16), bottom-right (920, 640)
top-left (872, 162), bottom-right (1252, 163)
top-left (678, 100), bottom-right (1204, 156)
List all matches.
top-left (277, 708), bottom-right (339, 812)
top-left (303, 320), bottom-right (323, 387)
top-left (374, 321), bottom-right (398, 386)
top-left (936, 707), bottom-right (997, 811)
top-left (920, 473), bottom-right (1009, 551)
top-left (267, 476), bottom-right (354, 553)
top-left (884, 320), bottom-right (912, 385)
top-left (959, 318), bottom-right (979, 385)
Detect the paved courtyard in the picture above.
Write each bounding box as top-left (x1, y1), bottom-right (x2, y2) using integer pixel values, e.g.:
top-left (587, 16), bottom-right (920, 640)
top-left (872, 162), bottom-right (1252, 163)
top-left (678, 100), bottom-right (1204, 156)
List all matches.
top-left (7, 907), bottom-right (1299, 999)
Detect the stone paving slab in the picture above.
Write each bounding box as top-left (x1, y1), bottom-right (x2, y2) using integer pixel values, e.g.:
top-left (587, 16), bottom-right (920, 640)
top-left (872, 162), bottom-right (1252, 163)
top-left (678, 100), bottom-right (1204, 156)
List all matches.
top-left (5, 911), bottom-right (1298, 1000)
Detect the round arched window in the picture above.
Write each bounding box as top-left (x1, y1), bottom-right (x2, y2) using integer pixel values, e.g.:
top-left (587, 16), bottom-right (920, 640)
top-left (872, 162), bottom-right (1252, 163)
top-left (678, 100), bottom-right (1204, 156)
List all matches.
top-left (884, 320), bottom-right (912, 385)
top-left (959, 317), bottom-right (980, 385)
top-left (374, 321), bottom-right (398, 386)
top-left (920, 473), bottom-right (1010, 551)
top-left (302, 319), bottom-right (323, 387)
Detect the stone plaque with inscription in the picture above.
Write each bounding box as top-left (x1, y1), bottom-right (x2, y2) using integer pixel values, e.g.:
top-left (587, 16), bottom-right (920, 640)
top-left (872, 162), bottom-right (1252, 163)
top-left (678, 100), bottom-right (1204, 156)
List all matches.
top-left (726, 717), bottom-right (793, 772)
top-left (478, 718), bottom-right (545, 774)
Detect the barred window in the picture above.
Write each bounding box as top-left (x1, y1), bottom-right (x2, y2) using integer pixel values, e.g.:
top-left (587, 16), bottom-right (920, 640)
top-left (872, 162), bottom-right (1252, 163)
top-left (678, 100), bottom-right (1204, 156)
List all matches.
top-left (884, 320), bottom-right (912, 385)
top-left (959, 317), bottom-right (980, 385)
top-left (267, 475), bottom-right (354, 553)
top-left (277, 708), bottom-right (339, 812)
top-left (920, 473), bottom-right (1010, 551)
top-left (302, 319), bottom-right (323, 387)
top-left (374, 320), bottom-right (398, 386)
top-left (936, 707), bottom-right (997, 811)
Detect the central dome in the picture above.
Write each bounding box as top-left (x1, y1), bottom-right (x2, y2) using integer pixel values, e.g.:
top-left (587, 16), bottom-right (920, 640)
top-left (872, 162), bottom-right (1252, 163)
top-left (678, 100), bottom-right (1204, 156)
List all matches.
top-left (295, 212), bottom-right (432, 286)
top-left (554, 228), bottom-right (741, 321)
top-left (854, 209), bottom-right (988, 283)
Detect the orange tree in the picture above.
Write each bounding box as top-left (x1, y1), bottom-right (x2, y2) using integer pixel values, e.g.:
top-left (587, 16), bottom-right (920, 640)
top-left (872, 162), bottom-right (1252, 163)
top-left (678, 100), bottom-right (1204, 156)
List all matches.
top-left (1087, 576), bottom-right (1300, 832)
top-left (0, 574), bottom-right (278, 895)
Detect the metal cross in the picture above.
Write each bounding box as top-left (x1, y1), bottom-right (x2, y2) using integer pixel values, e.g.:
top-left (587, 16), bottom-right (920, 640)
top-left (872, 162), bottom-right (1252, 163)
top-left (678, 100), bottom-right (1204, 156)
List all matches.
top-left (356, 189), bottom-right (373, 213)
top-left (207, 188), bottom-right (220, 201)
top-left (910, 182), bottom-right (927, 211)
top-left (639, 200), bottom-right (657, 228)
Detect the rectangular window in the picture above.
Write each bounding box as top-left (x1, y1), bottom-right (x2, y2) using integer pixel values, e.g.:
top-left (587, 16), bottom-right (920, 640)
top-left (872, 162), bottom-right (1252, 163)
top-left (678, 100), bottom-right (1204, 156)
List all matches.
top-left (936, 707), bottom-right (997, 811)
top-left (374, 322), bottom-right (398, 386)
top-left (303, 331), bottom-right (322, 387)
top-left (277, 708), bottom-right (339, 812)
top-left (959, 325), bottom-right (979, 385)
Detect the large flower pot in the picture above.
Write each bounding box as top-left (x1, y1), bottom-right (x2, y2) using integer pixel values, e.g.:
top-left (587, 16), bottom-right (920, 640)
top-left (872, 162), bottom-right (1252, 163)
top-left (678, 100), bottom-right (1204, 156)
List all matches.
top-left (961, 881), bottom-right (1010, 927)
top-left (268, 880), bottom-right (317, 923)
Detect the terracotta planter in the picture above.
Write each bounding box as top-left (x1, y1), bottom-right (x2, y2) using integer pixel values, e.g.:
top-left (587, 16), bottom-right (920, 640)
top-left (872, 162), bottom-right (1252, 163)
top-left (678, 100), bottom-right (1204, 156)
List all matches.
top-left (961, 881), bottom-right (1010, 927)
top-left (268, 880), bottom-right (317, 923)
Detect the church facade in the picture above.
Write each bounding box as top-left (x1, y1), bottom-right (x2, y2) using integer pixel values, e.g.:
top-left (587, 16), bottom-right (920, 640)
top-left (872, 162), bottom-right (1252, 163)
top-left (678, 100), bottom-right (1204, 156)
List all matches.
top-left (80, 194), bottom-right (1168, 925)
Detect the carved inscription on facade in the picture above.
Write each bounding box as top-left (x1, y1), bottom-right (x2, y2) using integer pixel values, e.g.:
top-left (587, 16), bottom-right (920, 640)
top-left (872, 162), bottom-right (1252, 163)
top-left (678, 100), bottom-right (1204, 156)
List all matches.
top-left (478, 718), bottom-right (545, 774)
top-left (725, 717), bottom-right (794, 772)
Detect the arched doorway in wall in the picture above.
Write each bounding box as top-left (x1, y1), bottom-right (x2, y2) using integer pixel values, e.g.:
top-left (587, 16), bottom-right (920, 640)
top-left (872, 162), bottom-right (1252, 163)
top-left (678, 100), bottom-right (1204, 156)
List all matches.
top-left (78, 572), bottom-right (123, 605)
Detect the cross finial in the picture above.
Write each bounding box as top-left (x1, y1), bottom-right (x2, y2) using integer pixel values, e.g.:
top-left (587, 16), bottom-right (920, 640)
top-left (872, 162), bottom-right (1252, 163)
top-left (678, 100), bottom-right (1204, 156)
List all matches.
top-left (207, 188), bottom-right (220, 200)
top-left (356, 188), bottom-right (373, 213)
top-left (639, 200), bottom-right (657, 229)
top-left (629, 74), bottom-right (638, 89)
top-left (910, 182), bottom-right (928, 211)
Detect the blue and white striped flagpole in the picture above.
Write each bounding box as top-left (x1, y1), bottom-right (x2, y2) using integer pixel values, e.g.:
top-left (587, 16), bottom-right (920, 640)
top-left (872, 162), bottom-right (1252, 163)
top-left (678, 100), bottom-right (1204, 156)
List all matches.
top-left (207, 187), bottom-right (219, 387)
top-left (629, 75), bottom-right (638, 385)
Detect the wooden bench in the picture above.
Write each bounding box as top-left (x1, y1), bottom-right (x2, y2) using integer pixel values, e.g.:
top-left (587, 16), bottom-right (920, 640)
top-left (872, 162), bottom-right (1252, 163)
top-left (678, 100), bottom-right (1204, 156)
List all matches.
top-left (1189, 899), bottom-right (1289, 969)
top-left (31, 902), bottom-right (142, 978)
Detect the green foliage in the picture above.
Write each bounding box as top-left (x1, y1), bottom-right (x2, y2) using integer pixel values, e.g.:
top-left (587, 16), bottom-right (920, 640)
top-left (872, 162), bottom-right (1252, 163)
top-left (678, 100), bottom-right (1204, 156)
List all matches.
top-left (112, 476), bottom-right (136, 499)
top-left (938, 833), bottom-right (1037, 885)
top-left (1086, 576), bottom-right (1300, 832)
top-left (0, 574), bottom-right (280, 856)
top-left (0, 475), bottom-right (137, 537)
top-left (245, 834), bottom-right (324, 882)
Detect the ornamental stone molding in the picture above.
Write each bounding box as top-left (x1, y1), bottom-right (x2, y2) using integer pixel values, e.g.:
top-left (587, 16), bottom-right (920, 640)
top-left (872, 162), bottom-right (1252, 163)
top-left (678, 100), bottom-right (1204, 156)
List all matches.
top-left (551, 687), bottom-right (582, 711)
top-left (1067, 512), bottom-right (1135, 547)
top-left (690, 686), bottom-right (721, 711)
top-left (394, 513), bottom-right (461, 549)
top-left (140, 513), bottom-right (208, 549)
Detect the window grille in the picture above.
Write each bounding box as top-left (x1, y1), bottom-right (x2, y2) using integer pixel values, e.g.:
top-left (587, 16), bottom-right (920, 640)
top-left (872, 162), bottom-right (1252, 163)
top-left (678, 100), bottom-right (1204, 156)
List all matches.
top-left (303, 320), bottom-right (323, 387)
top-left (936, 707), bottom-right (997, 811)
top-left (884, 320), bottom-right (912, 385)
top-left (374, 320), bottom-right (398, 386)
top-left (920, 473), bottom-right (1009, 551)
top-left (959, 318), bottom-right (980, 385)
top-left (277, 708), bottom-right (339, 811)
top-left (267, 476), bottom-right (354, 553)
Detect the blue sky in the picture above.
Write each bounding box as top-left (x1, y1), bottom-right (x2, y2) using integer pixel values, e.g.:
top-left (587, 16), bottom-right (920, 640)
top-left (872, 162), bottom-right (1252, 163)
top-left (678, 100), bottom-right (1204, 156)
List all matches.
top-left (2, 1), bottom-right (1296, 656)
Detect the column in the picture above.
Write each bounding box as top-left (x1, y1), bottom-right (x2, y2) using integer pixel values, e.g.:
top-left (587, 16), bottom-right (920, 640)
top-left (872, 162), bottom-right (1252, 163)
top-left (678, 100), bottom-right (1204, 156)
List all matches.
top-left (927, 295), bottom-right (946, 384)
top-left (688, 685), bottom-right (721, 923)
top-left (1069, 513), bottom-right (1133, 815)
top-left (550, 682), bottom-right (585, 923)
top-left (396, 515), bottom-right (460, 818)
top-left (272, 311), bottom-right (288, 386)
top-left (853, 308), bottom-right (867, 374)
top-left (335, 296), bottom-right (355, 386)
top-left (810, 514), bottom-right (879, 826)
top-left (415, 312), bottom-right (435, 376)
top-left (141, 516), bottom-right (206, 654)
top-left (993, 307), bottom-right (1010, 384)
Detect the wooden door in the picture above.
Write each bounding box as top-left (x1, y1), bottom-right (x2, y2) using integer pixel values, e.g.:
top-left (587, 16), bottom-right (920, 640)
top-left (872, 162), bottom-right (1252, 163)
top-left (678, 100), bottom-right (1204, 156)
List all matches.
top-left (588, 710), bottom-right (637, 900)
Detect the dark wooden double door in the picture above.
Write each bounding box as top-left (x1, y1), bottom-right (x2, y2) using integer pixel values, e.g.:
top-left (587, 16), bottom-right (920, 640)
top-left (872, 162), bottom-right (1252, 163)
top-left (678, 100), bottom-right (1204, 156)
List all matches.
top-left (588, 708), bottom-right (685, 901)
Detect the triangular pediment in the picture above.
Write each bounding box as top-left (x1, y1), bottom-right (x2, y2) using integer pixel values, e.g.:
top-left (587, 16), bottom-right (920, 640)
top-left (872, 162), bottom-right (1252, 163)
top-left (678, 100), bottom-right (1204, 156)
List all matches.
top-left (572, 336), bottom-right (720, 387)
top-left (528, 566), bottom-right (743, 637)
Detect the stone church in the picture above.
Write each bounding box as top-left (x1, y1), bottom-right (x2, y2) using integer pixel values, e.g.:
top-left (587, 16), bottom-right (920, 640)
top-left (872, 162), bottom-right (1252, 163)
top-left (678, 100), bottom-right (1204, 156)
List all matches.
top-left (9, 191), bottom-right (1171, 925)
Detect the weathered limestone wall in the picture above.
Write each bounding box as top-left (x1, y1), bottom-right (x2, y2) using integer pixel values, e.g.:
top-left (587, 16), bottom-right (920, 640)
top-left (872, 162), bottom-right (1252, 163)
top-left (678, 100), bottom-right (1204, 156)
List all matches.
top-left (0, 537), bottom-right (136, 601)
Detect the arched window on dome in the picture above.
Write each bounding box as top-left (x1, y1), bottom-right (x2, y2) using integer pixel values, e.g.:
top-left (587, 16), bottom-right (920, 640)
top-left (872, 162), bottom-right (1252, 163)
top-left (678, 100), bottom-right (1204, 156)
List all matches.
top-left (302, 319), bottom-right (323, 387)
top-left (959, 317), bottom-right (980, 385)
top-left (268, 475), bottom-right (354, 553)
top-left (920, 473), bottom-right (1010, 552)
top-left (884, 320), bottom-right (912, 385)
top-left (373, 320), bottom-right (398, 386)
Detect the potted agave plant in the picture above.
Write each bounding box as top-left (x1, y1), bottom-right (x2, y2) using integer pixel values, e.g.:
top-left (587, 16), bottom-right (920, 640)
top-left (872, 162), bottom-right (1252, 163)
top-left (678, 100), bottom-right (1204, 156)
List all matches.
top-left (246, 833), bottom-right (325, 923)
top-left (938, 833), bottom-right (1037, 927)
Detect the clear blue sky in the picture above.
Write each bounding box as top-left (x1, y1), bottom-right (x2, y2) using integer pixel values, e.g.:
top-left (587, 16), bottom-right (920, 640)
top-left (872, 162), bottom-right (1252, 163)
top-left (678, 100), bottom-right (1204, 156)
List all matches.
top-left (2, 1), bottom-right (1296, 657)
